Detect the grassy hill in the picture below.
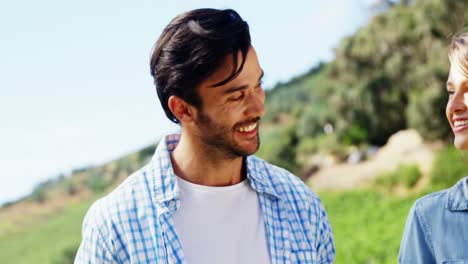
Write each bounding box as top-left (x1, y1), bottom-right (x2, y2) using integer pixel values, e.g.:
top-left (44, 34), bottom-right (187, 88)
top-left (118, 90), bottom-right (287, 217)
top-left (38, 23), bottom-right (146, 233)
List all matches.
top-left (0, 198), bottom-right (94, 264)
top-left (0, 144), bottom-right (466, 263)
top-left (0, 144), bottom-right (157, 263)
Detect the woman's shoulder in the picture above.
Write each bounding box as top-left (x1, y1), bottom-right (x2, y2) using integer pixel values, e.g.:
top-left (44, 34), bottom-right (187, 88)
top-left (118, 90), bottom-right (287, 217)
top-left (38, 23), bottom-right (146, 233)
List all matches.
top-left (413, 189), bottom-right (448, 215)
top-left (413, 176), bottom-right (468, 215)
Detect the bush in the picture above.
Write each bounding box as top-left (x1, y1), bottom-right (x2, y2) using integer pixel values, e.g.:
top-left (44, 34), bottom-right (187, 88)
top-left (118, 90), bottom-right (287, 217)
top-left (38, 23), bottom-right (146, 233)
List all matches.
top-left (341, 123), bottom-right (369, 146)
top-left (1, 201), bottom-right (16, 208)
top-left (375, 171), bottom-right (400, 188)
top-left (65, 180), bottom-right (77, 196)
top-left (257, 126), bottom-right (299, 173)
top-left (53, 244), bottom-right (79, 264)
top-left (31, 184), bottom-right (47, 203)
top-left (375, 164), bottom-right (422, 189)
top-left (87, 173), bottom-right (106, 193)
top-left (431, 146), bottom-right (468, 189)
top-left (406, 86), bottom-right (450, 141)
top-left (400, 164), bottom-right (422, 188)
top-left (71, 166), bottom-right (93, 175)
top-left (137, 144), bottom-right (157, 163)
top-left (296, 134), bottom-right (349, 165)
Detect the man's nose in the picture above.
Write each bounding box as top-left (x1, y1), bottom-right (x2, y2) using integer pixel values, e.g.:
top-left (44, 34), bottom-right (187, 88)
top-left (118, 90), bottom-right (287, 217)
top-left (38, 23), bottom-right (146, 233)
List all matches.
top-left (245, 89), bottom-right (265, 118)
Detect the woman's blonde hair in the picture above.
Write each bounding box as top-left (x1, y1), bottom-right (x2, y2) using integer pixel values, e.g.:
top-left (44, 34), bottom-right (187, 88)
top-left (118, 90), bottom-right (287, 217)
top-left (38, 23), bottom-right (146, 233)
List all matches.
top-left (448, 33), bottom-right (468, 77)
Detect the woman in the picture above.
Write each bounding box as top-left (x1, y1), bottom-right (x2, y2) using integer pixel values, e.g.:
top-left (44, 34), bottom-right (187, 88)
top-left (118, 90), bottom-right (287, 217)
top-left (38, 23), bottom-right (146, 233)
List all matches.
top-left (399, 33), bottom-right (468, 263)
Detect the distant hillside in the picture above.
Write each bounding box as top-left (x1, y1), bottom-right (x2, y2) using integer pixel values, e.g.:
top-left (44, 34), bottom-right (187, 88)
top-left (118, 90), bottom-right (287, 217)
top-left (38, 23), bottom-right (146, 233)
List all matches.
top-left (0, 142), bottom-right (159, 263)
top-left (0, 143), bottom-right (157, 235)
top-left (258, 0), bottom-right (467, 174)
top-left (3, 0), bottom-right (466, 212)
top-left (4, 0), bottom-right (465, 209)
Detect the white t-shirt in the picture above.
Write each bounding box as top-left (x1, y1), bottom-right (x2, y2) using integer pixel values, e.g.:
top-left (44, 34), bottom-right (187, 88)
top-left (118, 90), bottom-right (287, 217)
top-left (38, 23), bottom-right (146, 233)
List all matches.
top-left (172, 176), bottom-right (271, 264)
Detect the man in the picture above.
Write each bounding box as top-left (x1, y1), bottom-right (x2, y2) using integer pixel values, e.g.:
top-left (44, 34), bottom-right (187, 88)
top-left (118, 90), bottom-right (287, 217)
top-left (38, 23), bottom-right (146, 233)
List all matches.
top-left (75, 8), bottom-right (335, 264)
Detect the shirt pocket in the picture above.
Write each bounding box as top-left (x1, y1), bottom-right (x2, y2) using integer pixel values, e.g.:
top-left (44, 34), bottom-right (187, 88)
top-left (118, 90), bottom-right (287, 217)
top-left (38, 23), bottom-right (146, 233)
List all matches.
top-left (442, 260), bottom-right (468, 264)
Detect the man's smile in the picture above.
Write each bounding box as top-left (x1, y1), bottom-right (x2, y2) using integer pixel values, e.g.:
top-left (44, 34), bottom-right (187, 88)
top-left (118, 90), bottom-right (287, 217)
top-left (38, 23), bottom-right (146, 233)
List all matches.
top-left (236, 122), bottom-right (257, 133)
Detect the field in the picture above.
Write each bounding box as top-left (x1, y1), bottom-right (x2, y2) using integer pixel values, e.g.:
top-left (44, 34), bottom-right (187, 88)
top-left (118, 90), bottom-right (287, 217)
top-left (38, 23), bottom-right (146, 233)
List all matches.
top-left (0, 198), bottom-right (95, 264)
top-left (0, 189), bottom-right (420, 264)
top-left (320, 190), bottom-right (417, 264)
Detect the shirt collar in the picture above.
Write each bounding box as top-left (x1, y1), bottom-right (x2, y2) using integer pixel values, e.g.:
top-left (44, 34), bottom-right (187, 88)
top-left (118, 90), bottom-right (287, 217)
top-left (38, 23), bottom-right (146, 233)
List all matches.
top-left (245, 155), bottom-right (281, 200)
top-left (446, 176), bottom-right (468, 211)
top-left (149, 133), bottom-right (281, 206)
top-left (150, 134), bottom-right (181, 205)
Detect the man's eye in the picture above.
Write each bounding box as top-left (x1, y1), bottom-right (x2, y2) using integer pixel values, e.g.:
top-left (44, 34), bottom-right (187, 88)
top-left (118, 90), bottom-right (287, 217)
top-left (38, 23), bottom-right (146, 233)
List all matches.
top-left (448, 90), bottom-right (455, 95)
top-left (229, 93), bottom-right (244, 101)
top-left (256, 80), bottom-right (264, 88)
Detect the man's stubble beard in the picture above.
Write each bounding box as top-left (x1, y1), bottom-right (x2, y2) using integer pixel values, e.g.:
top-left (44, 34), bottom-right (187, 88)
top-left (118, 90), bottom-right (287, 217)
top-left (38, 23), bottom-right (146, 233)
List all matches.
top-left (195, 110), bottom-right (261, 160)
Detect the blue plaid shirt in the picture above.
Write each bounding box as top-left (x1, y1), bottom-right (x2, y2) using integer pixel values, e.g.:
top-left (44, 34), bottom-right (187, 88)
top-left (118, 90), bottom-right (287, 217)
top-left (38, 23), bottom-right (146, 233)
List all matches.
top-left (75, 134), bottom-right (335, 264)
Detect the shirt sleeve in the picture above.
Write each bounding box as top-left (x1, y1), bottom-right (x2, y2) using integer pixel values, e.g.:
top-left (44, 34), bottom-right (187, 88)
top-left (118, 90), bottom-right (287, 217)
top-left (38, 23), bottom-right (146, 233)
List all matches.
top-left (316, 200), bottom-right (335, 264)
top-left (74, 201), bottom-right (117, 264)
top-left (398, 202), bottom-right (435, 264)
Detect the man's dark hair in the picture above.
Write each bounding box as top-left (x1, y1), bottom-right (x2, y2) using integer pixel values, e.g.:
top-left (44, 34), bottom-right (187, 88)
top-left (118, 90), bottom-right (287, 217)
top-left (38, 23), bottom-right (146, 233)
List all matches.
top-left (150, 8), bottom-right (251, 123)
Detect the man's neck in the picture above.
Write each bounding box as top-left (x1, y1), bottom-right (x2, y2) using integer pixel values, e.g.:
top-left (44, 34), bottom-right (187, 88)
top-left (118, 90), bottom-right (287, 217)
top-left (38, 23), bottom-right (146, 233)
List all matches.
top-left (170, 133), bottom-right (245, 186)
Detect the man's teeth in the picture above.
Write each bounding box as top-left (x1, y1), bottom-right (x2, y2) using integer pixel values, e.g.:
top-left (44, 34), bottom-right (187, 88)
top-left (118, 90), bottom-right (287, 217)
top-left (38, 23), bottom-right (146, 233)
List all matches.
top-left (454, 120), bottom-right (468, 127)
top-left (238, 123), bottom-right (257, 132)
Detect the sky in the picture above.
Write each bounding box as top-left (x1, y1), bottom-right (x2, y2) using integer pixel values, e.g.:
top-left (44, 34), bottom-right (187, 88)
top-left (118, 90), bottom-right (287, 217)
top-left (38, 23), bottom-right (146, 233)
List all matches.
top-left (0, 0), bottom-right (374, 204)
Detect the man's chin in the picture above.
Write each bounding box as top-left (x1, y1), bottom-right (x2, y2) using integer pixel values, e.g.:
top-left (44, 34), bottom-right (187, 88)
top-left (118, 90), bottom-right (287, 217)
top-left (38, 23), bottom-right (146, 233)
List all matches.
top-left (236, 139), bottom-right (260, 156)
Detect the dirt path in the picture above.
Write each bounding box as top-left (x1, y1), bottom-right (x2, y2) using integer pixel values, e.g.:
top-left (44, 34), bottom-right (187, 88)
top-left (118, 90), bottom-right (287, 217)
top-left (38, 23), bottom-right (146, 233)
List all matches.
top-left (308, 130), bottom-right (438, 191)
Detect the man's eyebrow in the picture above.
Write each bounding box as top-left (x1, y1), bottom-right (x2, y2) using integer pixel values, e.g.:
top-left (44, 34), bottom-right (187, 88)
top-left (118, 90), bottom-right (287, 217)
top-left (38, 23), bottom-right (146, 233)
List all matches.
top-left (223, 70), bottom-right (264, 94)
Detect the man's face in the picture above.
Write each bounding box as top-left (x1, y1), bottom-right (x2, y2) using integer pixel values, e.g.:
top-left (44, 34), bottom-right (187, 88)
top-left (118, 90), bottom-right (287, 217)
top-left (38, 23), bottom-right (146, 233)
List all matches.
top-left (446, 59), bottom-right (468, 150)
top-left (192, 46), bottom-right (265, 158)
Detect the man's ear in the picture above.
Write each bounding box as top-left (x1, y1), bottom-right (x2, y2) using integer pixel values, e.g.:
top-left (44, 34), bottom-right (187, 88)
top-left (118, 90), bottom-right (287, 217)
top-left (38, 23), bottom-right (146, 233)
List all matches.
top-left (168, 95), bottom-right (195, 123)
